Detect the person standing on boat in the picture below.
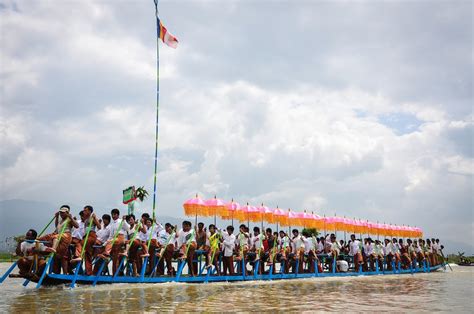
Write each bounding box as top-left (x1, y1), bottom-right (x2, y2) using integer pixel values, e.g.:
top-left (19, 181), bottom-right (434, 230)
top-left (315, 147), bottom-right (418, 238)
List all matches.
top-left (38, 205), bottom-right (78, 274)
top-left (278, 230), bottom-right (291, 273)
top-left (373, 240), bottom-right (385, 270)
top-left (176, 220), bottom-right (197, 276)
top-left (291, 229), bottom-right (305, 273)
top-left (93, 214), bottom-right (111, 273)
top-left (301, 230), bottom-right (317, 273)
top-left (16, 229), bottom-right (55, 279)
top-left (205, 224), bottom-right (220, 274)
top-left (196, 222), bottom-right (208, 274)
top-left (364, 238), bottom-right (376, 271)
top-left (250, 227), bottom-right (265, 274)
top-left (71, 206), bottom-right (101, 275)
top-left (70, 211), bottom-right (85, 266)
top-left (157, 223), bottom-right (176, 276)
top-left (349, 234), bottom-right (363, 272)
top-left (103, 208), bottom-right (130, 274)
top-left (221, 225), bottom-right (235, 275)
top-left (235, 224), bottom-right (250, 262)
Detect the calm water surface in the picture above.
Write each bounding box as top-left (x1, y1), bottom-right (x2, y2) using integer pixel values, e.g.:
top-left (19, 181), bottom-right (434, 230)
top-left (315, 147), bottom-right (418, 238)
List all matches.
top-left (0, 263), bottom-right (472, 312)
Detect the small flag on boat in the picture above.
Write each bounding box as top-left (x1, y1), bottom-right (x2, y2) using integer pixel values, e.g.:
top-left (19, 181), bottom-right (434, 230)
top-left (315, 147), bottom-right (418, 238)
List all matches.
top-left (158, 18), bottom-right (178, 49)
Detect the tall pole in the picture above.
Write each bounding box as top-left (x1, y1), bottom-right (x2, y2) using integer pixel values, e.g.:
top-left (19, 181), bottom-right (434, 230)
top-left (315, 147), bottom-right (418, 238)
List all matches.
top-left (151, 0), bottom-right (161, 221)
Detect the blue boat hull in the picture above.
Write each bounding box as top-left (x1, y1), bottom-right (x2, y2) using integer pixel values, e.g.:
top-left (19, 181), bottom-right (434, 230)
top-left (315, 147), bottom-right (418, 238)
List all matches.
top-left (29, 264), bottom-right (445, 286)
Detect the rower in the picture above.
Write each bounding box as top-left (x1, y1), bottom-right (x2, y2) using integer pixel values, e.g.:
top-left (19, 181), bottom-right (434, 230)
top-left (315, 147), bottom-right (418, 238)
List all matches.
top-left (16, 229), bottom-right (55, 279)
top-left (38, 205), bottom-right (78, 274)
top-left (176, 221), bottom-right (197, 276)
top-left (102, 209), bottom-right (130, 275)
top-left (349, 234), bottom-right (362, 272)
top-left (77, 206), bottom-right (101, 275)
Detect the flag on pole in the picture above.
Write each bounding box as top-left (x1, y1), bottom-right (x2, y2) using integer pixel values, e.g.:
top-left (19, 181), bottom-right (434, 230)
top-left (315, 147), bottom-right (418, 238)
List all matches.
top-left (158, 18), bottom-right (178, 49)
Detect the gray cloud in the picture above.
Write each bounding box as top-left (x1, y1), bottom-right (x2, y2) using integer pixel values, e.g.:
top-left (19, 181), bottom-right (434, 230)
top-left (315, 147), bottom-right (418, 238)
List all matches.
top-left (0, 0), bottom-right (472, 253)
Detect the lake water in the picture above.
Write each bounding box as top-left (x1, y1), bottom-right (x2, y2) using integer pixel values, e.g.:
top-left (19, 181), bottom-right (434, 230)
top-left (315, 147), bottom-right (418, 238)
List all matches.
top-left (0, 263), bottom-right (472, 312)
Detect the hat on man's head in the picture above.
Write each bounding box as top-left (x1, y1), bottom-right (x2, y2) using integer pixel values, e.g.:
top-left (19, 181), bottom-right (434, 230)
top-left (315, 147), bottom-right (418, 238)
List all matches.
top-left (59, 206), bottom-right (70, 213)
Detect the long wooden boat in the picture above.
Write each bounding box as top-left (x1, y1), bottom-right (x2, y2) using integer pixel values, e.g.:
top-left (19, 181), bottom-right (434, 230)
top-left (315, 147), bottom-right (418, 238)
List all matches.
top-left (7, 251), bottom-right (446, 287)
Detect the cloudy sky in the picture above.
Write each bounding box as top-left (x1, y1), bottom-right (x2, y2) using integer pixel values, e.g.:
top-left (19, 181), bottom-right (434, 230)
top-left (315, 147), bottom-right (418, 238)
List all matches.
top-left (1, 0), bottom-right (472, 251)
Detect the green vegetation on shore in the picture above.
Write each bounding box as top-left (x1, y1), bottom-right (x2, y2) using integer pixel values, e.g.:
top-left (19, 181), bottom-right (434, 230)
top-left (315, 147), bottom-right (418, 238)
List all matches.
top-left (0, 252), bottom-right (18, 263)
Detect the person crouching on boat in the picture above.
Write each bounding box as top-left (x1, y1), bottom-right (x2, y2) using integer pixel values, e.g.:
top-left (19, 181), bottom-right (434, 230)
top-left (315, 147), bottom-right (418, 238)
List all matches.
top-left (412, 239), bottom-right (424, 268)
top-left (349, 234), bottom-right (363, 272)
top-left (301, 230), bottom-right (317, 273)
top-left (156, 223), bottom-right (176, 276)
top-left (221, 225), bottom-right (235, 275)
top-left (277, 231), bottom-right (291, 273)
top-left (70, 211), bottom-right (85, 268)
top-left (205, 224), bottom-right (220, 274)
top-left (398, 238), bottom-right (412, 269)
top-left (38, 205), bottom-right (78, 274)
top-left (291, 229), bottom-right (305, 273)
top-left (16, 229), bottom-right (55, 279)
top-left (176, 221), bottom-right (197, 276)
top-left (250, 227), bottom-right (265, 274)
top-left (364, 238), bottom-right (377, 271)
top-left (122, 215), bottom-right (147, 276)
top-left (235, 224), bottom-right (250, 263)
top-left (195, 222), bottom-right (208, 275)
top-left (326, 234), bottom-right (340, 271)
top-left (102, 209), bottom-right (130, 274)
top-left (373, 240), bottom-right (385, 271)
top-left (93, 214), bottom-right (110, 274)
top-left (71, 206), bottom-right (101, 275)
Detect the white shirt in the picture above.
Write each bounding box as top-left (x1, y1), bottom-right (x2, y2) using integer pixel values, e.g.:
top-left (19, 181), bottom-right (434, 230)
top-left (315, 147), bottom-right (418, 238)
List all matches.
top-left (349, 240), bottom-right (361, 256)
top-left (391, 242), bottom-right (400, 254)
top-left (374, 243), bottom-right (384, 256)
top-left (177, 229), bottom-right (196, 247)
top-left (279, 236), bottom-right (290, 250)
top-left (107, 218), bottom-right (130, 240)
top-left (222, 233), bottom-right (236, 257)
top-left (72, 221), bottom-right (85, 240)
top-left (291, 235), bottom-right (305, 253)
top-left (365, 243), bottom-right (374, 255)
top-left (139, 226), bottom-right (152, 242)
top-left (20, 241), bottom-right (46, 261)
top-left (251, 234), bottom-right (265, 250)
top-left (337, 260), bottom-right (349, 272)
top-left (96, 225), bottom-right (110, 244)
top-left (316, 242), bottom-right (324, 254)
top-left (236, 232), bottom-right (250, 247)
top-left (302, 236), bottom-right (315, 254)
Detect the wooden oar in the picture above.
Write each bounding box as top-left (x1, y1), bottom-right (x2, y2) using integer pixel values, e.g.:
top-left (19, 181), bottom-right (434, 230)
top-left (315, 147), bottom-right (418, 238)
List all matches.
top-left (439, 250), bottom-right (453, 271)
top-left (92, 219), bottom-right (124, 285)
top-left (36, 218), bottom-right (70, 288)
top-left (70, 216), bottom-right (95, 288)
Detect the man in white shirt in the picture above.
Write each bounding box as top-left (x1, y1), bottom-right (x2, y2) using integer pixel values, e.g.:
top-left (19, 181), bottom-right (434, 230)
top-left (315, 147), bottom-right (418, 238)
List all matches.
top-left (373, 240), bottom-right (385, 271)
top-left (16, 229), bottom-right (54, 278)
top-left (176, 220), bottom-right (197, 276)
top-left (221, 225), bottom-right (236, 275)
top-left (102, 208), bottom-right (130, 274)
top-left (349, 234), bottom-right (363, 272)
top-left (291, 229), bottom-right (305, 273)
top-left (301, 230), bottom-right (317, 273)
top-left (156, 223), bottom-right (176, 276)
top-left (70, 211), bottom-right (85, 262)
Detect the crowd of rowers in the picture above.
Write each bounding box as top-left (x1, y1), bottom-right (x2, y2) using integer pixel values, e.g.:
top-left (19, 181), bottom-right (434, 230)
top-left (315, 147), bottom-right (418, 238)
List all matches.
top-left (15, 205), bottom-right (446, 279)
